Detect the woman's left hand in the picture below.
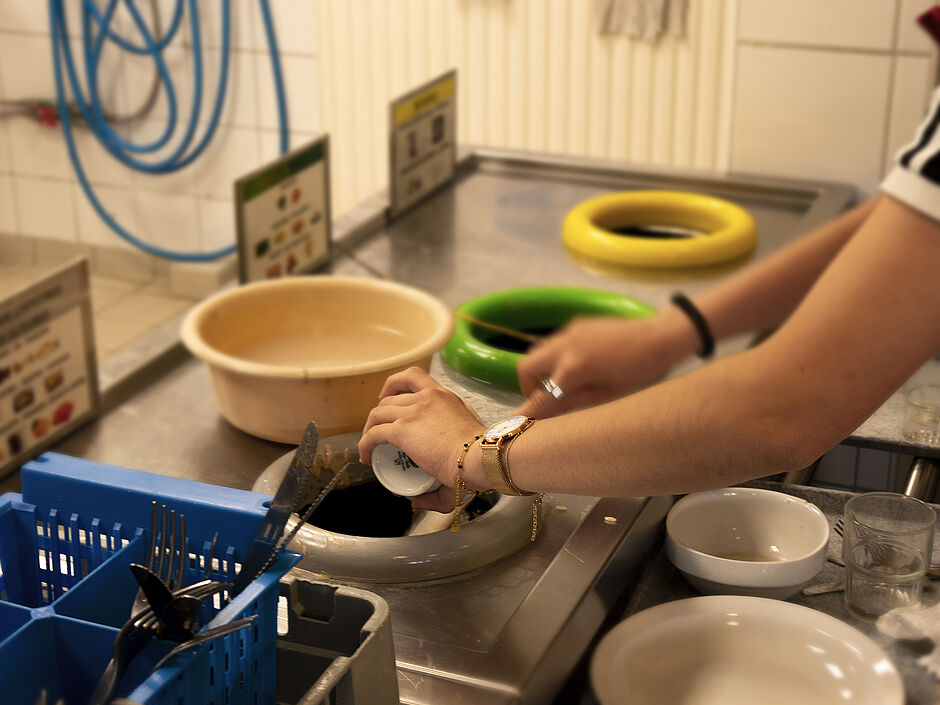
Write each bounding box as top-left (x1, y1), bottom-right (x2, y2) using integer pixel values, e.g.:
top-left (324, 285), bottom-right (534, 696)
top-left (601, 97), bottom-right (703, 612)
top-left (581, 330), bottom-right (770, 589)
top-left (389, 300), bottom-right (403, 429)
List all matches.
top-left (358, 367), bottom-right (486, 513)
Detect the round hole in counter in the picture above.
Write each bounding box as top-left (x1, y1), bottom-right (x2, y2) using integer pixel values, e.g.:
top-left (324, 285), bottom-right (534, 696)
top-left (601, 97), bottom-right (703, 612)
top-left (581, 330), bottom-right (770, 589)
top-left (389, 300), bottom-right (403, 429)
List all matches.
top-left (441, 286), bottom-right (655, 390)
top-left (562, 190), bottom-right (757, 269)
top-left (254, 437), bottom-right (536, 582)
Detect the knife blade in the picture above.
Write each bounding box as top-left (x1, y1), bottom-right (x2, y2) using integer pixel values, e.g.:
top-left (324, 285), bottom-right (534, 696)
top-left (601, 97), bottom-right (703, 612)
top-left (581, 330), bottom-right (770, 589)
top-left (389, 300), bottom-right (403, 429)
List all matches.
top-left (231, 421), bottom-right (319, 597)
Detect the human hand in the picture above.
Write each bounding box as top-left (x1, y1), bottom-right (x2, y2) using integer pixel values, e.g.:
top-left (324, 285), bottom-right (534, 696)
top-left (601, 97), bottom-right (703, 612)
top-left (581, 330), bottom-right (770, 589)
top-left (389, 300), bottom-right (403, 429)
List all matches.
top-left (359, 366), bottom-right (486, 514)
top-left (515, 313), bottom-right (695, 418)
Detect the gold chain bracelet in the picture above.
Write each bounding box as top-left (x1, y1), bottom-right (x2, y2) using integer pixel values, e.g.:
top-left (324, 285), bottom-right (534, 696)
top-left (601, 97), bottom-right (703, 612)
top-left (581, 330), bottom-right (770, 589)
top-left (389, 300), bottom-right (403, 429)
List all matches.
top-left (450, 434), bottom-right (481, 533)
top-left (503, 432), bottom-right (543, 541)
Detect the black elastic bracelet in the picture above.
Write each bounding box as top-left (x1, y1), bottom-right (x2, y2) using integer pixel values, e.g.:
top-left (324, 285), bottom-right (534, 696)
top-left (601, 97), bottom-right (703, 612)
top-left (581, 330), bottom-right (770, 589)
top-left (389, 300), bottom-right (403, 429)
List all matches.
top-left (671, 292), bottom-right (715, 359)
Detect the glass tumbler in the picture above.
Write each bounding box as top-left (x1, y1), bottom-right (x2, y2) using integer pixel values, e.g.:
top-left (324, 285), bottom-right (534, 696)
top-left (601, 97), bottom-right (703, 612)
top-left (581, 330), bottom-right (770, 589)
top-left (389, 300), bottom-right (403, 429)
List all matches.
top-left (902, 384), bottom-right (940, 446)
top-left (843, 492), bottom-right (936, 621)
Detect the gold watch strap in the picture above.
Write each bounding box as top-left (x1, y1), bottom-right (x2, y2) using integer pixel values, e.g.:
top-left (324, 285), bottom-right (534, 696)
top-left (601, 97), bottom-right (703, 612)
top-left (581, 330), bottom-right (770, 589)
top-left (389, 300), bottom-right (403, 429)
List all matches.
top-left (480, 439), bottom-right (516, 494)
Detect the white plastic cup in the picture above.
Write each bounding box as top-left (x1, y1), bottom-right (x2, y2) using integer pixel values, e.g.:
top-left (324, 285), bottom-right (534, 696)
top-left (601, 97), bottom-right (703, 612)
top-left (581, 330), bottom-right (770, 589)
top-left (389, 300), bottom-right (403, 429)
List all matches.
top-left (371, 444), bottom-right (441, 497)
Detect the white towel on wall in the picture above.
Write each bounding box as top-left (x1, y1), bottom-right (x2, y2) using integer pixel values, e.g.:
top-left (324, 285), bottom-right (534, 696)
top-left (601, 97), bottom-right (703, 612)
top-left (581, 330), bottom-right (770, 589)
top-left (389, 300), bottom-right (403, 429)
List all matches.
top-left (595, 0), bottom-right (688, 40)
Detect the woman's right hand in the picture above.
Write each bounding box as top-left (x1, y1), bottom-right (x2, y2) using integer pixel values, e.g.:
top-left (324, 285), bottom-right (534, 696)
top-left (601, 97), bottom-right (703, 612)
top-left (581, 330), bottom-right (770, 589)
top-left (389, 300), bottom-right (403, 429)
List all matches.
top-left (515, 310), bottom-right (698, 418)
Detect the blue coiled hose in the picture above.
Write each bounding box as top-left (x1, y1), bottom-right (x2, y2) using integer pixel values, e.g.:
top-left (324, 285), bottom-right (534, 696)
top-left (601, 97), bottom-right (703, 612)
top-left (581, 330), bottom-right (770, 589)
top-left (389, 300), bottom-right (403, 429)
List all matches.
top-left (48, 0), bottom-right (290, 261)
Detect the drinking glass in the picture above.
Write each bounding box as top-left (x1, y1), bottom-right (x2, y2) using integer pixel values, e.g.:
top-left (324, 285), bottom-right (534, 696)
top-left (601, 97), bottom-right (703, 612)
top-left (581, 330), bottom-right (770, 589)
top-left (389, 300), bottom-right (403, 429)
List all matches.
top-left (843, 492), bottom-right (936, 621)
top-left (902, 384), bottom-right (940, 446)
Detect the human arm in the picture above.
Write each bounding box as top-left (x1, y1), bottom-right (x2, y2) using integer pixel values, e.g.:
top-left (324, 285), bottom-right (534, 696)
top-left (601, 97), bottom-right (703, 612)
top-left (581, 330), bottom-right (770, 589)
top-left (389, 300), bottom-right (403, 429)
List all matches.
top-left (362, 195), bottom-right (940, 506)
top-left (516, 197), bottom-right (881, 417)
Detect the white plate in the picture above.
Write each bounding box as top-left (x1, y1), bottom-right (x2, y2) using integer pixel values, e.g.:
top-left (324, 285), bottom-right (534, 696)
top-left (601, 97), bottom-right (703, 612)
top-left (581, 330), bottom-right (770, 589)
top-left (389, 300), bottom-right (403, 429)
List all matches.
top-left (591, 595), bottom-right (902, 705)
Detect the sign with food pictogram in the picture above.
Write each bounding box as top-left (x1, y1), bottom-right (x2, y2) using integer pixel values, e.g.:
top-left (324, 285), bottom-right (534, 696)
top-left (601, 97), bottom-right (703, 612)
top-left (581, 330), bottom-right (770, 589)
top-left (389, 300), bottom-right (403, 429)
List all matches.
top-left (235, 135), bottom-right (332, 283)
top-left (389, 70), bottom-right (457, 218)
top-left (0, 258), bottom-right (99, 478)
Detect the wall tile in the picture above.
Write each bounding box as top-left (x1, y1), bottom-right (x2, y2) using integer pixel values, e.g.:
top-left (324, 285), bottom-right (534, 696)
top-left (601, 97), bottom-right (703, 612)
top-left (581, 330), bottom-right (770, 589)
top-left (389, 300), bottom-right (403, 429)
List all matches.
top-left (255, 54), bottom-right (319, 133)
top-left (0, 233), bottom-right (36, 266)
top-left (209, 48), bottom-right (259, 128)
top-left (885, 55), bottom-right (934, 176)
top-left (34, 237), bottom-right (94, 268)
top-left (78, 185), bottom-right (200, 256)
top-left (252, 0), bottom-right (318, 55)
top-left (730, 46), bottom-right (892, 196)
top-left (0, 34), bottom-right (57, 99)
top-left (194, 1), bottom-right (257, 51)
top-left (190, 126), bottom-right (261, 199)
top-left (0, 120), bottom-right (11, 173)
top-left (897, 0), bottom-right (939, 52)
top-left (8, 120), bottom-right (72, 179)
top-left (73, 128), bottom-right (134, 187)
top-left (198, 197), bottom-right (238, 252)
top-left (737, 0), bottom-right (897, 51)
top-left (74, 183), bottom-right (139, 249)
top-left (0, 4), bottom-right (52, 34)
top-left (131, 190), bottom-right (201, 254)
top-left (0, 175), bottom-right (19, 233)
top-left (16, 176), bottom-right (77, 240)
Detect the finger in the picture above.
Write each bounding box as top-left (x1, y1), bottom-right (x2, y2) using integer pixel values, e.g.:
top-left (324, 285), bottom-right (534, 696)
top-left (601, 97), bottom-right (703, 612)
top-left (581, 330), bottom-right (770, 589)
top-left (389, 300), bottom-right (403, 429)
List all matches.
top-left (357, 421), bottom-right (399, 465)
top-left (515, 388), bottom-right (567, 419)
top-left (411, 486), bottom-right (456, 513)
top-left (379, 366), bottom-right (440, 398)
top-left (517, 347), bottom-right (559, 397)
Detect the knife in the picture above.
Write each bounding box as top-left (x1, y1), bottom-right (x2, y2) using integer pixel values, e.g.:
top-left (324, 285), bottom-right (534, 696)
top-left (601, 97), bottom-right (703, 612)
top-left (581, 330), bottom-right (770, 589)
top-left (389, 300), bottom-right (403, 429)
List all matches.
top-left (231, 421), bottom-right (319, 597)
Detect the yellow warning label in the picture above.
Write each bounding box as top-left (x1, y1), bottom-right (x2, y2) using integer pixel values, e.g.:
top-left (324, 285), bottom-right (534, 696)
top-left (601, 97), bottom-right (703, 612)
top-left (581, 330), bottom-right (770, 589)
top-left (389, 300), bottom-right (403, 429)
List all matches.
top-left (394, 76), bottom-right (456, 126)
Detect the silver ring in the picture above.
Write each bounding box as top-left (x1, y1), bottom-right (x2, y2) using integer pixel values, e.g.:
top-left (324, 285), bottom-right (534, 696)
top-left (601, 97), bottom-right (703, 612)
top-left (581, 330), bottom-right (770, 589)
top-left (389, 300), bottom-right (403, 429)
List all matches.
top-left (541, 376), bottom-right (566, 400)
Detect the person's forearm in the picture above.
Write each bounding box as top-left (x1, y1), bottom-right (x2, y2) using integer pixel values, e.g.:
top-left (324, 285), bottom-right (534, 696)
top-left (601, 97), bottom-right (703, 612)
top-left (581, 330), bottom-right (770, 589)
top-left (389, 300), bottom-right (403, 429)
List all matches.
top-left (477, 352), bottom-right (810, 497)
top-left (692, 197), bottom-right (879, 340)
top-left (463, 195), bottom-right (940, 498)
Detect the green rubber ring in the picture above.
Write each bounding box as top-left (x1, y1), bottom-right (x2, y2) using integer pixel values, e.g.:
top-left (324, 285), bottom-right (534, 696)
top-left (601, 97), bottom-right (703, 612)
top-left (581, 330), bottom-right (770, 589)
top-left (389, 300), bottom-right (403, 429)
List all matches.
top-left (441, 286), bottom-right (656, 390)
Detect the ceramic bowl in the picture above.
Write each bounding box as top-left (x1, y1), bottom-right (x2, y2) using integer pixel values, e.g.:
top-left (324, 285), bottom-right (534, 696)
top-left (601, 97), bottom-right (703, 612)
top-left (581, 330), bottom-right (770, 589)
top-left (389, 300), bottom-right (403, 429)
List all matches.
top-left (665, 487), bottom-right (829, 599)
top-left (591, 595), bottom-right (903, 705)
top-left (181, 275), bottom-right (454, 443)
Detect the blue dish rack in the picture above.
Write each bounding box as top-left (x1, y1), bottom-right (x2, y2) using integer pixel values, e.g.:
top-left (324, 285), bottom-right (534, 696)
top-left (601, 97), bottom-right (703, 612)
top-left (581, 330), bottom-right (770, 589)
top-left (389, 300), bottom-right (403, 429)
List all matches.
top-left (0, 452), bottom-right (302, 705)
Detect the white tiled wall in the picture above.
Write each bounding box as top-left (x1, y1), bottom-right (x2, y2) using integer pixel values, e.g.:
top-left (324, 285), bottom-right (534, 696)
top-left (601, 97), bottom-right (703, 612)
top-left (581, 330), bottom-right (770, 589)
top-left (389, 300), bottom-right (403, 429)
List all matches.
top-left (0, 2), bottom-right (320, 278)
top-left (730, 0), bottom-right (938, 197)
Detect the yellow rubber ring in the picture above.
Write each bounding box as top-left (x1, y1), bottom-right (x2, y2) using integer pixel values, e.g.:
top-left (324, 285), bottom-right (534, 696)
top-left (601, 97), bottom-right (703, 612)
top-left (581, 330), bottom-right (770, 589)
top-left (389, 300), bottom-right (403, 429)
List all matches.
top-left (562, 190), bottom-right (758, 268)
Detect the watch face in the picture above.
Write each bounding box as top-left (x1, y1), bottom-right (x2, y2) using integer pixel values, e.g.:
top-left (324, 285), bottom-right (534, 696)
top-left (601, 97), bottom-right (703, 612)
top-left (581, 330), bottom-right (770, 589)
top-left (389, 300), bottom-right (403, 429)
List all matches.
top-left (485, 415), bottom-right (527, 439)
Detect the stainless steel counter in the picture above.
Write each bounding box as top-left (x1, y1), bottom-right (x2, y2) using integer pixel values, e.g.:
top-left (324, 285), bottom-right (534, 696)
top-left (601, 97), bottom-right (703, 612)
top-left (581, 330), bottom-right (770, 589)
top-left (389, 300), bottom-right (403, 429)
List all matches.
top-left (12, 149), bottom-right (936, 702)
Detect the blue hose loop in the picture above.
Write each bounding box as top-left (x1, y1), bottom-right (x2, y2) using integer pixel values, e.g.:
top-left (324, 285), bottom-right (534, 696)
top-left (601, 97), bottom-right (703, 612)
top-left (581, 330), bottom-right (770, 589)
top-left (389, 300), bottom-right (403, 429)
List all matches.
top-left (47, 0), bottom-right (290, 262)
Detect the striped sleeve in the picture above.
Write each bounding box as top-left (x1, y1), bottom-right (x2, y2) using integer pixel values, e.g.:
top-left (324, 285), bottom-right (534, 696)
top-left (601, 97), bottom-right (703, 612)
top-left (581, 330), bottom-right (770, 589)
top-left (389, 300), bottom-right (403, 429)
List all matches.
top-left (881, 85), bottom-right (940, 222)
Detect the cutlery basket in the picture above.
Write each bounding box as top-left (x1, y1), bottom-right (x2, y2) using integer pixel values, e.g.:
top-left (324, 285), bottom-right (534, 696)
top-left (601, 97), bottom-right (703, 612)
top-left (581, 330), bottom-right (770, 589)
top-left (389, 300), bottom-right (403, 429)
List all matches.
top-left (0, 452), bottom-right (302, 705)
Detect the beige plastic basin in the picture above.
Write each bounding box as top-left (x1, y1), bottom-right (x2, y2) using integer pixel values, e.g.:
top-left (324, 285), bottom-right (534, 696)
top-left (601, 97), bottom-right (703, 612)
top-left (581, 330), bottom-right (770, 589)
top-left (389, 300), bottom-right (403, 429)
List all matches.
top-left (181, 275), bottom-right (454, 443)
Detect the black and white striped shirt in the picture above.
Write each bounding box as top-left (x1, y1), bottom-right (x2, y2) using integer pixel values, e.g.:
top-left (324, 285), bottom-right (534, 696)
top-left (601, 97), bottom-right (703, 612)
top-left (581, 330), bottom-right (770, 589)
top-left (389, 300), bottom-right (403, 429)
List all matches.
top-left (882, 87), bottom-right (940, 221)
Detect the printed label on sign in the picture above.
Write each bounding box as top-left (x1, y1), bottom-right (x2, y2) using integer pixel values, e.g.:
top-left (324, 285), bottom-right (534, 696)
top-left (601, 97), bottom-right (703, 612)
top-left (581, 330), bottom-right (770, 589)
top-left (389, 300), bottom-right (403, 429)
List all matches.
top-left (388, 70), bottom-right (457, 218)
top-left (0, 258), bottom-right (99, 478)
top-left (235, 136), bottom-right (332, 283)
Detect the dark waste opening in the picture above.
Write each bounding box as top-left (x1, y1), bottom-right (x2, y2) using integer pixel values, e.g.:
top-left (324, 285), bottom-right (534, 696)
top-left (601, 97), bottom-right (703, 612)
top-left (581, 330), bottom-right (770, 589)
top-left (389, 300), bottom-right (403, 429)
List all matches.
top-left (302, 479), bottom-right (496, 537)
top-left (476, 325), bottom-right (558, 354)
top-left (609, 224), bottom-right (706, 239)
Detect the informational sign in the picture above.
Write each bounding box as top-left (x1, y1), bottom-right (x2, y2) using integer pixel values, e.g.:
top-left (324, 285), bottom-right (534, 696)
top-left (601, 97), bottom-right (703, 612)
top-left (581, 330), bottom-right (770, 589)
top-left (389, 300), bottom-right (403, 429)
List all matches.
top-left (388, 69), bottom-right (457, 218)
top-left (0, 258), bottom-right (99, 478)
top-left (235, 135), bottom-right (332, 283)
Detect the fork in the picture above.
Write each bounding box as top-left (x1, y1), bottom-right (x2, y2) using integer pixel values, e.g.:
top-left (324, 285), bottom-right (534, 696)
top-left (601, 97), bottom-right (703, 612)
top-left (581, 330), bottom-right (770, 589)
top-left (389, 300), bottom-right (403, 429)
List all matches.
top-left (131, 503), bottom-right (188, 618)
top-left (89, 580), bottom-right (231, 705)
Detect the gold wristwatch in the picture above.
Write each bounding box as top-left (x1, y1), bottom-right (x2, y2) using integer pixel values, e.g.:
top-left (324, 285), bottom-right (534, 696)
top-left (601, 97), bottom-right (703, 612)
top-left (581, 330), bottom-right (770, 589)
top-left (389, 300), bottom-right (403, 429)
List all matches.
top-left (480, 415), bottom-right (535, 495)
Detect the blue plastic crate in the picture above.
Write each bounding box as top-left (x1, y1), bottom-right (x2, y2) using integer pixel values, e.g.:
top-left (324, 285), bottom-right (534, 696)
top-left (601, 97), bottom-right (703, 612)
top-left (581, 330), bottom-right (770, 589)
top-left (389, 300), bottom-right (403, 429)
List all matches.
top-left (0, 452), bottom-right (301, 705)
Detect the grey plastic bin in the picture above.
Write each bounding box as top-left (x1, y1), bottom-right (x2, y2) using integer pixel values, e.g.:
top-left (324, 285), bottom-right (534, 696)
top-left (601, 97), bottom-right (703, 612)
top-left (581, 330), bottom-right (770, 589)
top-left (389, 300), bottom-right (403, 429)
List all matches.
top-left (277, 574), bottom-right (399, 705)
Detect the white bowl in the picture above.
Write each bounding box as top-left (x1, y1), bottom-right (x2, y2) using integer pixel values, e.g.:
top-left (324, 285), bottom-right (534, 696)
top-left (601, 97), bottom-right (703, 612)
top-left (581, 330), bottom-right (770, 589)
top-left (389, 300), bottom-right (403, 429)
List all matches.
top-left (591, 595), bottom-right (903, 705)
top-left (181, 275), bottom-right (454, 443)
top-left (665, 487), bottom-right (829, 599)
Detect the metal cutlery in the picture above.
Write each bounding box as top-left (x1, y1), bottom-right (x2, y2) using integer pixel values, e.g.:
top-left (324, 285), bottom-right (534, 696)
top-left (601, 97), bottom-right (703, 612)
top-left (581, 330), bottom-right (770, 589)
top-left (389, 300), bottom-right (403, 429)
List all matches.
top-left (231, 421), bottom-right (319, 597)
top-left (89, 580), bottom-right (231, 705)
